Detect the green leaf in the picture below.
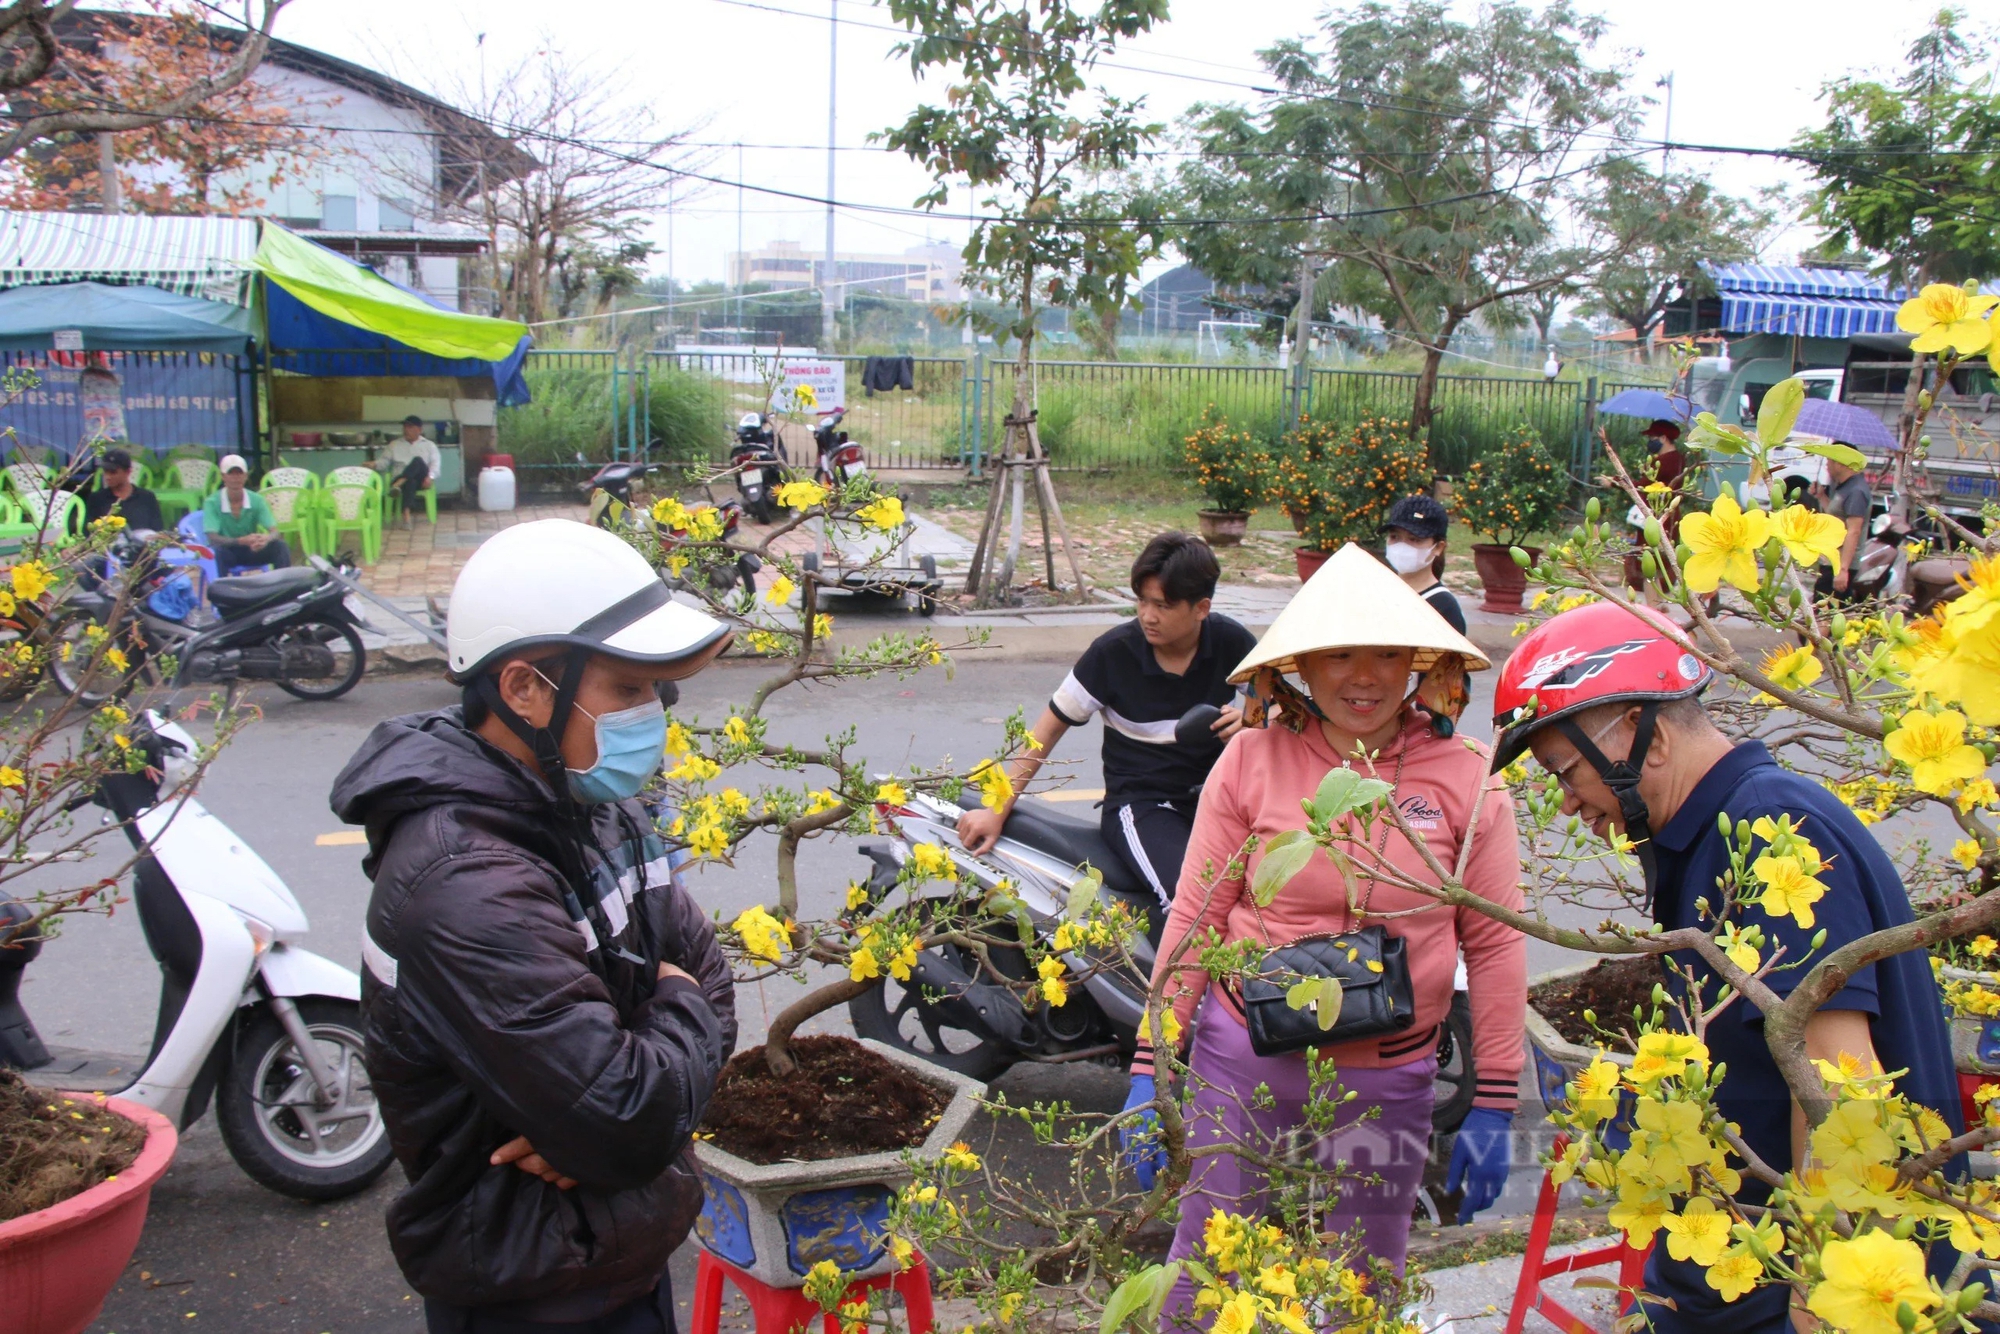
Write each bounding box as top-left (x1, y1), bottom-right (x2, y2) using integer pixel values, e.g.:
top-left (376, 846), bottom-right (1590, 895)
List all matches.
top-left (1800, 440), bottom-right (1868, 469)
top-left (1066, 865), bottom-right (1104, 921)
top-left (1251, 829), bottom-right (1316, 907)
top-left (1311, 768), bottom-right (1392, 822)
top-left (1100, 1262), bottom-right (1181, 1334)
top-left (1286, 978), bottom-right (1319, 1012)
top-left (1686, 411), bottom-right (1752, 457)
top-left (1756, 377), bottom-right (1806, 448)
top-left (1315, 975), bottom-right (1344, 1030)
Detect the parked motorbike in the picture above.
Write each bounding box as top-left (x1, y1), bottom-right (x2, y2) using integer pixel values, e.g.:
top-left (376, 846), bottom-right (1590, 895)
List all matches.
top-left (581, 455), bottom-right (665, 529)
top-left (48, 533), bottom-right (366, 703)
top-left (0, 712), bottom-right (393, 1199)
top-left (1849, 510), bottom-right (1912, 604)
top-left (812, 407), bottom-right (868, 488)
top-left (847, 704), bottom-right (1477, 1133)
top-left (731, 413), bottom-right (787, 524)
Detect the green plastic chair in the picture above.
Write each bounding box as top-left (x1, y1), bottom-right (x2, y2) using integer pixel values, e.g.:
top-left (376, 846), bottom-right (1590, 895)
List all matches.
top-left (260, 466), bottom-right (319, 492)
top-left (322, 482), bottom-right (381, 565)
top-left (3, 462), bottom-right (51, 499)
top-left (13, 488), bottom-right (85, 549)
top-left (153, 455), bottom-right (220, 527)
top-left (259, 485), bottom-right (324, 559)
top-left (380, 460), bottom-right (439, 525)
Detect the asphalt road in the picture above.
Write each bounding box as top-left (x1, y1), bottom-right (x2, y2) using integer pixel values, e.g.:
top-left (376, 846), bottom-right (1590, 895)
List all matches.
top-left (41, 654), bottom-right (1602, 1332)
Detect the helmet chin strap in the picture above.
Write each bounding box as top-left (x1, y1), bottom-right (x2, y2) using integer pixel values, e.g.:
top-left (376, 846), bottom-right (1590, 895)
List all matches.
top-left (476, 650), bottom-right (590, 817)
top-left (1556, 702), bottom-right (1662, 897)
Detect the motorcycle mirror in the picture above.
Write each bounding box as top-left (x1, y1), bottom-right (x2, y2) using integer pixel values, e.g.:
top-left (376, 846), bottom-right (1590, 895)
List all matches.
top-left (1174, 703), bottom-right (1224, 748)
top-left (654, 681), bottom-right (679, 708)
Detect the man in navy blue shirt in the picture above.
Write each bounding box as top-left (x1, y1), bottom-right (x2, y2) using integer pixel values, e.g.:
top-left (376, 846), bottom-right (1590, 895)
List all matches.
top-left (1493, 602), bottom-right (1964, 1334)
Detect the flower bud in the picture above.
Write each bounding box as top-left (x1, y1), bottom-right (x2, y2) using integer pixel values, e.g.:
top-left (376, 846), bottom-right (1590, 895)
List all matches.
top-left (1788, 587), bottom-right (1803, 609)
top-left (1586, 497), bottom-right (1601, 523)
top-left (1958, 1284), bottom-right (1987, 1313)
top-left (1717, 812), bottom-right (1733, 838)
top-left (1897, 1299), bottom-right (1919, 1331)
top-left (1829, 612), bottom-right (1848, 642)
top-left (1510, 546), bottom-right (1531, 568)
top-left (1893, 1215), bottom-right (1918, 1240)
top-left (1644, 518), bottom-right (1662, 547)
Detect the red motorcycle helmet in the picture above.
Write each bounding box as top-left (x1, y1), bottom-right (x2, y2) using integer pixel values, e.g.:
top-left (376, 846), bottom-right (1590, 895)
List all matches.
top-left (1490, 601), bottom-right (1712, 773)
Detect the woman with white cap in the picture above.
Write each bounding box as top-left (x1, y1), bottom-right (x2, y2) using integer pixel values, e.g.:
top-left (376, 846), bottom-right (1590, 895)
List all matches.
top-left (1119, 544), bottom-right (1527, 1313)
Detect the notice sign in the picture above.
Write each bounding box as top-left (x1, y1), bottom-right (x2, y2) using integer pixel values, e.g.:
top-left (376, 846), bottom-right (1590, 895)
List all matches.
top-left (771, 358), bottom-right (845, 417)
top-left (51, 329), bottom-right (82, 351)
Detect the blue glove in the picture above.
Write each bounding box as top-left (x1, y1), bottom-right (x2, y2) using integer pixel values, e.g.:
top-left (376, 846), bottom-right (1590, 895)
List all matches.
top-left (1445, 1106), bottom-right (1514, 1223)
top-left (1117, 1073), bottom-right (1167, 1191)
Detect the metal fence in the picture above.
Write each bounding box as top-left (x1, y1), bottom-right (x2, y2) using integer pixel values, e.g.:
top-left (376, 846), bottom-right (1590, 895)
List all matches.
top-left (497, 348), bottom-right (1667, 487)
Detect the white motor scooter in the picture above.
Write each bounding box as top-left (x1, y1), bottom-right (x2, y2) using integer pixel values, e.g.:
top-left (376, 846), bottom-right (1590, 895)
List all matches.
top-left (0, 712), bottom-right (392, 1200)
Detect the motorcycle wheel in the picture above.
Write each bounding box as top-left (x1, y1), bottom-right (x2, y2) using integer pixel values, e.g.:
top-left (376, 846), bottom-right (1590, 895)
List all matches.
top-left (916, 554), bottom-right (939, 617)
top-left (847, 890), bottom-right (1017, 1081)
top-left (215, 998), bottom-right (394, 1201)
top-left (1431, 989), bottom-right (1476, 1135)
top-left (275, 618), bottom-right (366, 701)
top-left (45, 610), bottom-right (127, 704)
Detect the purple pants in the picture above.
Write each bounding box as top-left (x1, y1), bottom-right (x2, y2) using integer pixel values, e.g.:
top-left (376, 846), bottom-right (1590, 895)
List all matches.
top-left (1160, 996), bottom-right (1436, 1330)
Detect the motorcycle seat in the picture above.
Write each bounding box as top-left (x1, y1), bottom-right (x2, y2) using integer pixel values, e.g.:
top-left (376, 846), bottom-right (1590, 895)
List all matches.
top-left (208, 566), bottom-right (320, 613)
top-left (1003, 800), bottom-right (1158, 910)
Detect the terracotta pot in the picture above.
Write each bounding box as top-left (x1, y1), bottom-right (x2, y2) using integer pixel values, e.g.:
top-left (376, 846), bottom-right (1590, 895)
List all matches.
top-left (1287, 508), bottom-right (1308, 535)
top-left (1295, 546), bottom-right (1333, 582)
top-left (0, 1093), bottom-right (178, 1334)
top-left (1470, 542), bottom-right (1541, 612)
top-left (1197, 509), bottom-right (1250, 547)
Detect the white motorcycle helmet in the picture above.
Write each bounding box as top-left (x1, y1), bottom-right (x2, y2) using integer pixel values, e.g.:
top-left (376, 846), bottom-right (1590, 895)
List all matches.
top-left (448, 520), bottom-right (730, 785)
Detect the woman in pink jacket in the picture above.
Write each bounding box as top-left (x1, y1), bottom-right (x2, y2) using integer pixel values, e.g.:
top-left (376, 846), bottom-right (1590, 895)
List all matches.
top-left (1121, 544), bottom-right (1527, 1317)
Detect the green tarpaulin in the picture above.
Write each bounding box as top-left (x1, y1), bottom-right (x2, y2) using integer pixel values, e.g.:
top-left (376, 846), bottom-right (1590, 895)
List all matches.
top-left (253, 224), bottom-right (527, 363)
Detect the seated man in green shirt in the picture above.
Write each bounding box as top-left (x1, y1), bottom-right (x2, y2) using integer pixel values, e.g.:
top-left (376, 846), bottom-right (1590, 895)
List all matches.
top-left (203, 454), bottom-right (292, 576)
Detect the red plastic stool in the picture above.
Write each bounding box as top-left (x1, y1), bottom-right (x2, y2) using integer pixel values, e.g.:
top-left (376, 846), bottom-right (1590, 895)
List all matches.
top-left (1958, 1071), bottom-right (2000, 1128)
top-left (690, 1248), bottom-right (936, 1334)
top-left (1504, 1136), bottom-right (1653, 1334)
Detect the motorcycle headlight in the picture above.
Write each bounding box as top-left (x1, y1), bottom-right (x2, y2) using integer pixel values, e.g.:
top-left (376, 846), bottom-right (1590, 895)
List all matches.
top-left (235, 910), bottom-right (275, 956)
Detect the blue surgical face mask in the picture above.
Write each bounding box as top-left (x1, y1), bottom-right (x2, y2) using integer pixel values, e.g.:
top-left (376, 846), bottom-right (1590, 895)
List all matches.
top-left (560, 692), bottom-right (668, 804)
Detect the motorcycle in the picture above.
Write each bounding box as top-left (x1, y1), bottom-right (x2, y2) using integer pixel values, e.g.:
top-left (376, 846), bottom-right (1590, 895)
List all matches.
top-left (731, 413), bottom-right (788, 524)
top-left (847, 704), bottom-right (1477, 1134)
top-left (48, 533), bottom-right (367, 703)
top-left (812, 407), bottom-right (868, 488)
top-left (581, 455), bottom-right (665, 530)
top-left (579, 455), bottom-right (765, 610)
top-left (0, 713), bottom-right (393, 1199)
top-left (1850, 510), bottom-right (1912, 604)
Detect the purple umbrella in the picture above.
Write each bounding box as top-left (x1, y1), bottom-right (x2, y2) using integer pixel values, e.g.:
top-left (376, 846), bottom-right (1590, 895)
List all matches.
top-left (1793, 398), bottom-right (1897, 451)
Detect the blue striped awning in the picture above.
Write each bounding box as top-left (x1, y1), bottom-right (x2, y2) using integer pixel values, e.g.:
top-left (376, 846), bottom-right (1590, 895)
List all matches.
top-left (1701, 262), bottom-right (1911, 339)
top-left (0, 211), bottom-right (257, 305)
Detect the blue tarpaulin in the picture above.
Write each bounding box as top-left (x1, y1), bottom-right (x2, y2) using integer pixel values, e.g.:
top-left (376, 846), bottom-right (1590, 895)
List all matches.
top-left (263, 279), bottom-right (532, 406)
top-left (0, 281), bottom-right (254, 353)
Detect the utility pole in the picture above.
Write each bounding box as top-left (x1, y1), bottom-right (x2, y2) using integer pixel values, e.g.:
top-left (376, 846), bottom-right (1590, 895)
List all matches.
top-left (97, 133), bottom-right (120, 213)
top-left (736, 142), bottom-right (746, 336)
top-left (822, 0), bottom-right (838, 349)
top-left (666, 179), bottom-right (676, 347)
top-left (1656, 72), bottom-right (1675, 171)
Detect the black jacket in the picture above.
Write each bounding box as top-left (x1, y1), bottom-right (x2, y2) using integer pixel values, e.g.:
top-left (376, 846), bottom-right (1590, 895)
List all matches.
top-left (330, 709), bottom-right (736, 1317)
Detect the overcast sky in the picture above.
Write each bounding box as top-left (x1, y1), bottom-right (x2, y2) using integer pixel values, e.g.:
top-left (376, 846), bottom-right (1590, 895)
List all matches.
top-left (277, 0), bottom-right (1980, 286)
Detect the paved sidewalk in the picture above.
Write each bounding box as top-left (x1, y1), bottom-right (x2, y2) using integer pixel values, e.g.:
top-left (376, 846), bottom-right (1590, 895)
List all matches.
top-left (357, 502), bottom-right (590, 597)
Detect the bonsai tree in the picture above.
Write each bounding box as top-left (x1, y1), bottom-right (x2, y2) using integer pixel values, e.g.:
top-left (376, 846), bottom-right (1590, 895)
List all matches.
top-left (1275, 415), bottom-right (1429, 551)
top-left (1450, 421), bottom-right (1571, 549)
top-left (1183, 406), bottom-right (1278, 517)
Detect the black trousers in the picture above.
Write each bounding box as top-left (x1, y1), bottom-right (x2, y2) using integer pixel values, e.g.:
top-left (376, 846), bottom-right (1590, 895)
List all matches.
top-left (391, 456), bottom-right (431, 512)
top-left (213, 536), bottom-right (291, 575)
top-left (426, 1279), bottom-right (676, 1334)
top-left (1101, 798), bottom-right (1199, 911)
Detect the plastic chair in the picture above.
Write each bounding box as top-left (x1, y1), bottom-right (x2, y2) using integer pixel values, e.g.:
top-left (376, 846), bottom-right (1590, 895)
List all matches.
top-left (153, 455), bottom-right (220, 526)
top-left (1504, 1134), bottom-right (1654, 1334)
top-left (175, 511), bottom-right (220, 591)
top-left (689, 1250), bottom-right (935, 1334)
top-left (259, 485), bottom-right (324, 558)
top-left (380, 462), bottom-right (438, 525)
top-left (322, 482), bottom-right (381, 564)
top-left (12, 489), bottom-right (84, 549)
top-left (260, 466), bottom-right (319, 492)
top-left (3, 462), bottom-right (51, 499)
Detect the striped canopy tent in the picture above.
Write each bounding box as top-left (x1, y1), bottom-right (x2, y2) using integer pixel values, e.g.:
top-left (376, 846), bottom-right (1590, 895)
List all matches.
top-left (1701, 263), bottom-right (1912, 340)
top-left (0, 211), bottom-right (258, 304)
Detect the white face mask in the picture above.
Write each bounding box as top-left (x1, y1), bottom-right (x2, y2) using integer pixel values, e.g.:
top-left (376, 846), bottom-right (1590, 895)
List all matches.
top-left (1384, 540), bottom-right (1435, 575)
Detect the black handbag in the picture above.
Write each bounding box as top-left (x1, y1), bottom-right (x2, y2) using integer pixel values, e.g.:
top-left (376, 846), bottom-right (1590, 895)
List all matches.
top-left (1233, 751), bottom-right (1416, 1057)
top-left (1237, 925), bottom-right (1416, 1056)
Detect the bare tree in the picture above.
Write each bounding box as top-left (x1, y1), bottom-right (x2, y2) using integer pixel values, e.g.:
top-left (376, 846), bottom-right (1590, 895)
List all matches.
top-left (0, 2), bottom-right (287, 165)
top-left (399, 48), bottom-right (710, 325)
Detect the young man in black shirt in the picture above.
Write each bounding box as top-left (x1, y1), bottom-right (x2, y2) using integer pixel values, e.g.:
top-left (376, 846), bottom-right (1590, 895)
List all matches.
top-left (83, 448), bottom-right (164, 532)
top-left (957, 532), bottom-right (1254, 906)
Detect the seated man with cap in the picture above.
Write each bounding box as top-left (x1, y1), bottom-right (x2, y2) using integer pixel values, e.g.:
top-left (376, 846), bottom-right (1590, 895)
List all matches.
top-left (381, 414), bottom-right (441, 522)
top-left (203, 454), bottom-right (291, 576)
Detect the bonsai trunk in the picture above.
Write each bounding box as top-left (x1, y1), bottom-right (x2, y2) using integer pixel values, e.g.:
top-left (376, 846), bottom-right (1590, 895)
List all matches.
top-left (762, 976), bottom-right (873, 1076)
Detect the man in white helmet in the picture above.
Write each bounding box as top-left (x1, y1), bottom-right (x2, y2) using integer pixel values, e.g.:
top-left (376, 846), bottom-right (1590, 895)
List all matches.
top-left (331, 520), bottom-right (736, 1333)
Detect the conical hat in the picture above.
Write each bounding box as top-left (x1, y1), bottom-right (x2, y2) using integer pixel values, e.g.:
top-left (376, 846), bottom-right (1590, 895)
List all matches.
top-left (1228, 542), bottom-right (1490, 682)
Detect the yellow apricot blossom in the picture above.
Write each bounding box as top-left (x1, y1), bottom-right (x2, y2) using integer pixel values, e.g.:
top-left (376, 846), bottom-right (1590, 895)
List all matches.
top-left (1759, 643), bottom-right (1823, 694)
top-left (1884, 709), bottom-right (1986, 795)
top-left (1806, 1231), bottom-right (1937, 1334)
top-left (1678, 492), bottom-right (1772, 594)
top-left (1770, 503), bottom-right (1850, 570)
top-left (1662, 1197), bottom-right (1732, 1267)
top-left (1895, 282), bottom-right (1998, 355)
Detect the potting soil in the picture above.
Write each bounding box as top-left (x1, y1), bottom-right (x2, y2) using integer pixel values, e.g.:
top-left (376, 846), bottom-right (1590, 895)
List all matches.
top-left (0, 1069), bottom-right (146, 1222)
top-left (1529, 956), bottom-right (1662, 1047)
top-left (701, 1035), bottom-right (949, 1165)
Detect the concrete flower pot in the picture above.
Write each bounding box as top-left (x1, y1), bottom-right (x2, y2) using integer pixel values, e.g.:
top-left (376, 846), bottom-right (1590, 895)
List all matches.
top-left (690, 1039), bottom-right (986, 1289)
top-left (1197, 510), bottom-right (1250, 547)
top-left (1526, 963), bottom-right (1638, 1144)
top-left (0, 1093), bottom-right (178, 1334)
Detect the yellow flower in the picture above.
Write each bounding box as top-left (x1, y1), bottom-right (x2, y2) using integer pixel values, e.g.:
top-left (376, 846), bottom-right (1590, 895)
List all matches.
top-left (777, 478), bottom-right (829, 510)
top-left (723, 715), bottom-right (751, 745)
top-left (1753, 854), bottom-right (1828, 929)
top-left (1036, 956), bottom-right (1065, 982)
top-left (1885, 709), bottom-right (1987, 795)
top-left (1255, 1264), bottom-right (1297, 1298)
top-left (1157, 1008), bottom-right (1183, 1047)
top-left (845, 881), bottom-right (870, 911)
top-left (687, 821), bottom-right (730, 858)
top-left (1569, 1056), bottom-right (1623, 1123)
top-left (10, 561), bottom-right (52, 603)
top-left (731, 905), bottom-right (790, 963)
top-left (1626, 1096), bottom-right (1714, 1187)
top-left (0, 766), bottom-right (22, 789)
top-left (1770, 504), bottom-right (1850, 570)
top-left (1895, 282), bottom-right (1998, 356)
top-left (111, 733), bottom-right (131, 751)
top-left (1662, 1198), bottom-right (1732, 1267)
top-left (1810, 1098), bottom-right (1900, 1172)
top-left (1954, 840), bottom-right (1984, 871)
top-left (665, 722), bottom-right (693, 758)
top-left (972, 759), bottom-right (1012, 812)
top-left (885, 1233), bottom-right (914, 1268)
top-left (1210, 1291), bottom-right (1260, 1334)
top-left (766, 574), bottom-right (796, 605)
top-left (1704, 1247), bottom-right (1764, 1302)
top-left (910, 842), bottom-right (955, 880)
top-left (943, 1140), bottom-right (981, 1171)
top-left (1960, 778), bottom-right (2000, 812)
top-left (668, 754), bottom-right (722, 782)
top-left (887, 939), bottom-right (918, 981)
top-left (685, 505), bottom-right (724, 541)
top-left (1972, 935), bottom-right (1998, 960)
top-left (792, 383), bottom-right (818, 409)
top-left (1607, 1183), bottom-right (1672, 1246)
top-left (876, 781), bottom-right (908, 806)
top-left (848, 946), bottom-right (881, 982)
top-left (855, 495), bottom-right (905, 532)
top-left (1909, 559), bottom-right (2000, 723)
top-left (1630, 1030), bottom-right (1710, 1085)
top-left (1041, 975), bottom-right (1068, 1007)
top-left (1678, 493), bottom-right (1772, 594)
top-left (1806, 1231), bottom-right (1937, 1334)
top-left (1759, 643), bottom-right (1822, 694)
